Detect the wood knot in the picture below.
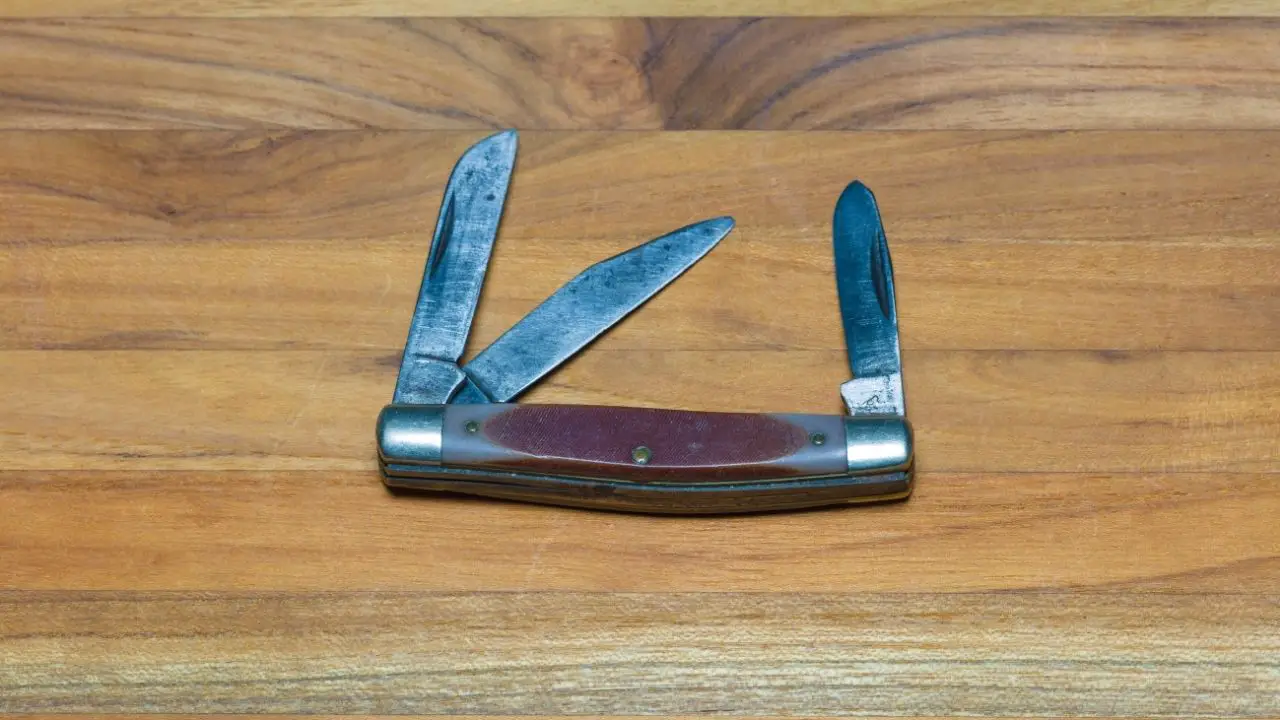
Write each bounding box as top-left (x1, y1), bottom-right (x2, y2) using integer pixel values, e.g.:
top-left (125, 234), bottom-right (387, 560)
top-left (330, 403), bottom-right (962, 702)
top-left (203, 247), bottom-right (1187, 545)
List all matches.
top-left (558, 36), bottom-right (651, 126)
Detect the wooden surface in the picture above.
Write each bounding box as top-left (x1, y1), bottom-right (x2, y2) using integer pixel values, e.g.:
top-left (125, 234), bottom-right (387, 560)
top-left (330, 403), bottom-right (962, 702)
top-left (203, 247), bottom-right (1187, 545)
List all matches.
top-left (4, 1), bottom-right (1280, 17)
top-left (1, 8), bottom-right (1277, 720)
top-left (5, 19), bottom-right (1280, 129)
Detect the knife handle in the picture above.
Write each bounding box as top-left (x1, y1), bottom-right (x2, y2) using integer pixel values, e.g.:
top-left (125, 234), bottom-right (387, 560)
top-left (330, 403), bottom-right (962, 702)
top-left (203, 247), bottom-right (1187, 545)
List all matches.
top-left (377, 404), bottom-right (913, 514)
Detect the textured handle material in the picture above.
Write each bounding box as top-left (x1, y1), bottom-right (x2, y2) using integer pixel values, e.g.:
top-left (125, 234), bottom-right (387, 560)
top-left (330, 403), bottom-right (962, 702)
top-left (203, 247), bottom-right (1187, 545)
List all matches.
top-left (377, 403), bottom-right (913, 513)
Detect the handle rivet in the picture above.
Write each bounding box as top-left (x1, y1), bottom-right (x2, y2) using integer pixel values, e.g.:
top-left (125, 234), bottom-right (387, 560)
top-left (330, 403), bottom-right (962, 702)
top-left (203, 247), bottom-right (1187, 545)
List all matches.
top-left (810, 432), bottom-right (827, 446)
top-left (464, 421), bottom-right (480, 434)
top-left (631, 446), bottom-right (652, 465)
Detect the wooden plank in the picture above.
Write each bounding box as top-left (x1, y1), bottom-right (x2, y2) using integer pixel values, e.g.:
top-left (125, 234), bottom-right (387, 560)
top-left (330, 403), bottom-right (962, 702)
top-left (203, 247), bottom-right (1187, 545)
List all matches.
top-left (4, 711), bottom-right (1270, 719)
top-left (4, 19), bottom-right (1280, 129)
top-left (3, 350), bottom-right (1278, 473)
top-left (0, 712), bottom-right (998, 717)
top-left (3, 131), bottom-right (1278, 353)
top-left (7, 233), bottom-right (1277, 354)
top-left (9, 712), bottom-right (1230, 718)
top-left (2, 591), bottom-right (1276, 715)
top-left (2, 470), bottom-right (1276, 592)
top-left (0, 19), bottom-right (660, 130)
top-left (5, 131), bottom-right (1277, 244)
top-left (0, 712), bottom-right (1013, 717)
top-left (1, 0), bottom-right (1277, 18)
top-left (647, 17), bottom-right (1280, 130)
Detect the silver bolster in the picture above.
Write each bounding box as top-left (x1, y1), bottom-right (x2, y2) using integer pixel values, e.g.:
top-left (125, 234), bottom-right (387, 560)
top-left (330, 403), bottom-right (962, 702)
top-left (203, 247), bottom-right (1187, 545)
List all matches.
top-left (377, 404), bottom-right (446, 466)
top-left (843, 416), bottom-right (913, 474)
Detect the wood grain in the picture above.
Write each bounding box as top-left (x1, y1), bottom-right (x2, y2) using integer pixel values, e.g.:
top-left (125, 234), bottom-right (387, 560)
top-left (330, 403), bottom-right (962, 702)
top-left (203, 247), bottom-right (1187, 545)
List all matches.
top-left (2, 470), bottom-right (1276, 592)
top-left (0, 19), bottom-right (658, 130)
top-left (0, 712), bottom-right (1018, 717)
top-left (4, 132), bottom-right (1277, 353)
top-left (2, 0), bottom-right (1278, 17)
top-left (5, 712), bottom-right (1013, 717)
top-left (3, 591), bottom-right (1277, 714)
top-left (8, 234), bottom-right (1278, 353)
top-left (4, 19), bottom-right (1280, 130)
top-left (7, 131), bottom-right (1276, 243)
top-left (4, 350), bottom-right (1278, 472)
top-left (4, 2), bottom-right (1279, 715)
top-left (646, 17), bottom-right (1280, 130)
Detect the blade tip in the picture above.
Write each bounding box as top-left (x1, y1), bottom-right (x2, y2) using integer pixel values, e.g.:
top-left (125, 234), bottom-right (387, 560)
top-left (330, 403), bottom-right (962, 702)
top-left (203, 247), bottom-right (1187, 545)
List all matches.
top-left (703, 217), bottom-right (735, 251)
top-left (469, 129), bottom-right (518, 159)
top-left (696, 213), bottom-right (737, 239)
top-left (701, 215), bottom-right (736, 238)
top-left (839, 179), bottom-right (877, 205)
top-left (835, 180), bottom-right (888, 247)
top-left (667, 216), bottom-right (734, 249)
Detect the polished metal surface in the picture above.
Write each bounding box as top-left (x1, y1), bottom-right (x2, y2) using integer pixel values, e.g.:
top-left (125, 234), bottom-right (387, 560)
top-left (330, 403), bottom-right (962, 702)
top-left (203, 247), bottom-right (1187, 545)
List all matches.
top-left (451, 217), bottom-right (735, 403)
top-left (843, 416), bottom-right (912, 474)
top-left (833, 181), bottom-right (905, 417)
top-left (393, 130), bottom-right (517, 405)
top-left (377, 404), bottom-right (446, 465)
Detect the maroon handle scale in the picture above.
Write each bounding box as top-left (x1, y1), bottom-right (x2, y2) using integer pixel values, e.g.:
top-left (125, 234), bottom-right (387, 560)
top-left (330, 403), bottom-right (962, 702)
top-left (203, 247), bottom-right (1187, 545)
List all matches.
top-left (447, 404), bottom-right (849, 482)
top-left (377, 404), bottom-right (913, 513)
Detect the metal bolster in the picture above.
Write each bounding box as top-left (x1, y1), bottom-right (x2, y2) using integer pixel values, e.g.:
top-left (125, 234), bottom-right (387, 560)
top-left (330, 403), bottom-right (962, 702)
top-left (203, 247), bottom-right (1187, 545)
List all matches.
top-left (843, 416), bottom-right (913, 474)
top-left (377, 404), bottom-right (446, 466)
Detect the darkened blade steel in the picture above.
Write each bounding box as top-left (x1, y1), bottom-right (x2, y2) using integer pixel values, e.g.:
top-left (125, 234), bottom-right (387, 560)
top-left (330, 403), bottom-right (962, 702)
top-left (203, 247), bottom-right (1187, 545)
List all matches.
top-left (451, 217), bottom-right (735, 404)
top-left (393, 130), bottom-right (517, 405)
top-left (834, 181), bottom-right (905, 417)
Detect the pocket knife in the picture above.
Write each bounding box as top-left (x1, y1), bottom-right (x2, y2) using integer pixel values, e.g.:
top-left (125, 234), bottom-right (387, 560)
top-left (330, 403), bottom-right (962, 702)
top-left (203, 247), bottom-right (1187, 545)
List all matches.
top-left (376, 130), bottom-right (914, 514)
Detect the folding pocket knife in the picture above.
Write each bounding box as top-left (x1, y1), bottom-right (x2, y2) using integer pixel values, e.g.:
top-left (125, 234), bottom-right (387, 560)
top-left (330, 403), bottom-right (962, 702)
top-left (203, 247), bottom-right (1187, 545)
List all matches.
top-left (376, 130), bottom-right (913, 514)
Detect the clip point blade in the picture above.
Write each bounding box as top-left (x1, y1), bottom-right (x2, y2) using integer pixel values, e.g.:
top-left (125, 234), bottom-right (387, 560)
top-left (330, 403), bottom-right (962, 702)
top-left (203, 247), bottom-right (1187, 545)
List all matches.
top-left (392, 129), bottom-right (519, 405)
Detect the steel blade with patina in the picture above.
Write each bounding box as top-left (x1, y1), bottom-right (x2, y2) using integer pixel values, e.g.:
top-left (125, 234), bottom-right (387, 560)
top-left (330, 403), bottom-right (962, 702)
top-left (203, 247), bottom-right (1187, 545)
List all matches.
top-left (451, 217), bottom-right (735, 404)
top-left (834, 181), bottom-right (906, 417)
top-left (393, 130), bottom-right (517, 405)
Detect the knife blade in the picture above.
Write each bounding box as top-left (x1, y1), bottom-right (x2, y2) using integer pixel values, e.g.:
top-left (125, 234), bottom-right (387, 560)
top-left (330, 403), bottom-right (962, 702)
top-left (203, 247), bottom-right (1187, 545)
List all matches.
top-left (452, 217), bottom-right (735, 404)
top-left (393, 130), bottom-right (516, 405)
top-left (835, 181), bottom-right (906, 418)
